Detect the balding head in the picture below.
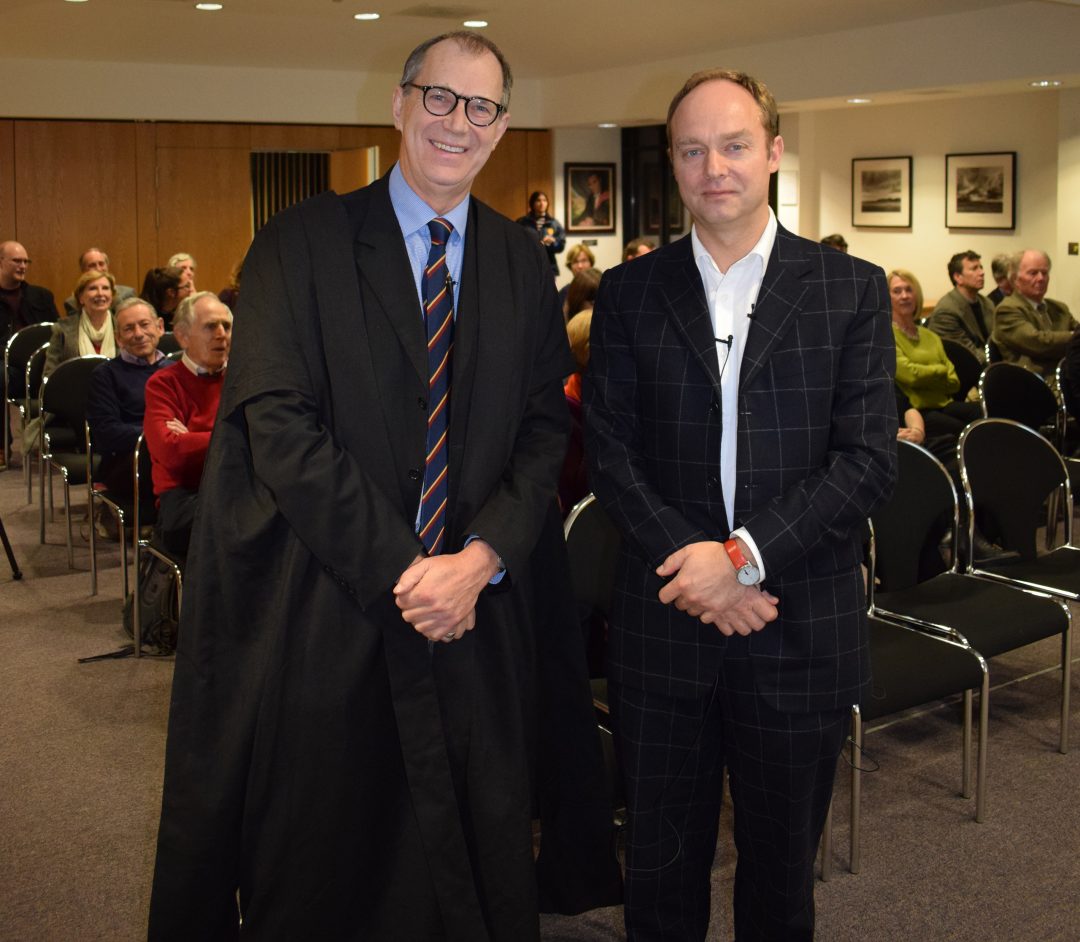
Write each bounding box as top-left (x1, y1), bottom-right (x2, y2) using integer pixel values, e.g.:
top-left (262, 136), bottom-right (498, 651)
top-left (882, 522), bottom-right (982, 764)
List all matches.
top-left (1011, 249), bottom-right (1051, 304)
top-left (0, 241), bottom-right (31, 289)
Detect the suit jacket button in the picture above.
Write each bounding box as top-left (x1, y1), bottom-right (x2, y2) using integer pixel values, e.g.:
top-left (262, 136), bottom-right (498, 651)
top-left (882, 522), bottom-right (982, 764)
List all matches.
top-left (408, 468), bottom-right (422, 481)
top-left (707, 474), bottom-right (720, 489)
top-left (417, 397), bottom-right (427, 410)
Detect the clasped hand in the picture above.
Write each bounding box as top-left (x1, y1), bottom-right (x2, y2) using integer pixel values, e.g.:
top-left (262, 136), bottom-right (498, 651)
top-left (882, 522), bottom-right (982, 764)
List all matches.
top-left (393, 541), bottom-right (500, 643)
top-left (656, 541), bottom-right (779, 636)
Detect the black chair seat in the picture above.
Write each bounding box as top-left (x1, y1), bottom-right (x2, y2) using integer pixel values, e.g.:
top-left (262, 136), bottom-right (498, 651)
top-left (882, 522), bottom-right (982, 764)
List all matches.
top-left (876, 573), bottom-right (1068, 661)
top-left (862, 616), bottom-right (985, 724)
top-left (973, 545), bottom-right (1080, 602)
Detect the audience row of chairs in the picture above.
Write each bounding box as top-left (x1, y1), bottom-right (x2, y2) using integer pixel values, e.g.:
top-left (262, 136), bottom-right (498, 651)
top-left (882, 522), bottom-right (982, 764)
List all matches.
top-left (563, 417), bottom-right (1079, 880)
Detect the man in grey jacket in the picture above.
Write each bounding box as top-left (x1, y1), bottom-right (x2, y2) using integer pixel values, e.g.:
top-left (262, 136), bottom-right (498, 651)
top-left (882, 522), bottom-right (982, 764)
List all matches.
top-left (928, 250), bottom-right (996, 362)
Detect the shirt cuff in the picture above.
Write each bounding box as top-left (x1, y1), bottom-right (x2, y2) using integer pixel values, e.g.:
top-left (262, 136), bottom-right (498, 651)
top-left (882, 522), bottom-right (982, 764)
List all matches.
top-left (731, 527), bottom-right (766, 584)
top-left (465, 535), bottom-right (506, 585)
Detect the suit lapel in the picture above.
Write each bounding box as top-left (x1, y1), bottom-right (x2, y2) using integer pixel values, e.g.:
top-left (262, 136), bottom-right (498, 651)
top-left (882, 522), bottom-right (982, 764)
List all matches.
top-left (740, 227), bottom-right (811, 390)
top-left (660, 240), bottom-right (722, 392)
top-left (353, 178), bottom-right (428, 388)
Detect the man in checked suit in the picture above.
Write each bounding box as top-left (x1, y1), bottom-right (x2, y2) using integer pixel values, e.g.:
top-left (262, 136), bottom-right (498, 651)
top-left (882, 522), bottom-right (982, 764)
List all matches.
top-left (149, 31), bottom-right (618, 941)
top-left (585, 69), bottom-right (897, 940)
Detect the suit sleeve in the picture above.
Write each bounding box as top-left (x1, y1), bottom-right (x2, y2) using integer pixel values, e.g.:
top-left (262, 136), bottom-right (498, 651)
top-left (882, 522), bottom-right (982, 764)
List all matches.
top-left (740, 268), bottom-right (897, 576)
top-left (585, 271), bottom-right (710, 568)
top-left (993, 302), bottom-right (1074, 361)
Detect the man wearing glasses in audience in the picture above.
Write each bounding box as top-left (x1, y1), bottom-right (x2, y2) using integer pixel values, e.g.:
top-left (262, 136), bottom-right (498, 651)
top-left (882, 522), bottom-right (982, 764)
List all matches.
top-left (0, 241), bottom-right (58, 343)
top-left (149, 30), bottom-right (616, 942)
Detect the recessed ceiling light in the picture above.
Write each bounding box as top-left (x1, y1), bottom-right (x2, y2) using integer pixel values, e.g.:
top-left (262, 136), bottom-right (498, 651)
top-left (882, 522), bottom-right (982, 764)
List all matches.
top-left (846, 97), bottom-right (871, 104)
top-left (354, 12), bottom-right (380, 20)
top-left (64, 0), bottom-right (90, 4)
top-left (463, 19), bottom-right (488, 27)
top-left (195, 2), bottom-right (223, 9)
top-left (598, 123), bottom-right (618, 129)
top-left (1029, 79), bottom-right (1062, 88)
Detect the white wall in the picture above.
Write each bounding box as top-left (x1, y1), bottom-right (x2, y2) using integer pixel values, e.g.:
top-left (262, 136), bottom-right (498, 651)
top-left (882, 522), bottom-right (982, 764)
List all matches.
top-left (551, 128), bottom-right (623, 288)
top-left (793, 91), bottom-right (1064, 306)
top-left (1056, 88), bottom-right (1080, 312)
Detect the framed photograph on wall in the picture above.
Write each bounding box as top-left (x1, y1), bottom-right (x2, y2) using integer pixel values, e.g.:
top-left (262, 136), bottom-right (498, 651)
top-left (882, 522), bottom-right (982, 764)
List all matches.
top-left (851, 156), bottom-right (912, 228)
top-left (565, 163), bottom-right (616, 234)
top-left (945, 152), bottom-right (1016, 230)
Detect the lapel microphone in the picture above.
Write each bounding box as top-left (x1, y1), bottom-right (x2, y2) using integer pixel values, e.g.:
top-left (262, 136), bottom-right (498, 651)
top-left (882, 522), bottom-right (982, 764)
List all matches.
top-left (715, 334), bottom-right (733, 348)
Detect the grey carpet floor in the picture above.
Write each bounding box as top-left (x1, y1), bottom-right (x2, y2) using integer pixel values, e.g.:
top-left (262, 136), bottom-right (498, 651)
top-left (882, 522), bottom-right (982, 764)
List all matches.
top-left (2, 463), bottom-right (1078, 941)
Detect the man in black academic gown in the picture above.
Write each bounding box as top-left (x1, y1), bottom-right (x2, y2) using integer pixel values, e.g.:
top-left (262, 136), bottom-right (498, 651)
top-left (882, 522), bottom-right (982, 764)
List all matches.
top-left (148, 30), bottom-right (619, 942)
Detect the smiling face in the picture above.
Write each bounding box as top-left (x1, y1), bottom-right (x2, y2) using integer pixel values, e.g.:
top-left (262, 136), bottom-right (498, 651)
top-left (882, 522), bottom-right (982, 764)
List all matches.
top-left (669, 79), bottom-right (782, 246)
top-left (79, 275), bottom-right (114, 321)
top-left (115, 302), bottom-right (164, 361)
top-left (0, 241), bottom-right (30, 289)
top-left (392, 39), bottom-right (509, 214)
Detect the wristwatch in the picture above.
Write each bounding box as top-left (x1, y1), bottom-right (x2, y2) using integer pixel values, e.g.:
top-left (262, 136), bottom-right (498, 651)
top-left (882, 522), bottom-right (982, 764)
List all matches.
top-left (723, 539), bottom-right (761, 586)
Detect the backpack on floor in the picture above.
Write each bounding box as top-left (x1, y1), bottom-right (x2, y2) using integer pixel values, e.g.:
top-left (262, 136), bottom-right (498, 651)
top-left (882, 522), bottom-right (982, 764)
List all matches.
top-left (121, 553), bottom-right (179, 654)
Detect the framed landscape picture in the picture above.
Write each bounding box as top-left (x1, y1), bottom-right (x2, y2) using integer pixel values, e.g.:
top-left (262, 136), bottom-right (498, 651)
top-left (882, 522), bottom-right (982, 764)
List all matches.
top-left (565, 163), bottom-right (616, 234)
top-left (945, 152), bottom-right (1016, 230)
top-left (852, 156), bottom-right (912, 228)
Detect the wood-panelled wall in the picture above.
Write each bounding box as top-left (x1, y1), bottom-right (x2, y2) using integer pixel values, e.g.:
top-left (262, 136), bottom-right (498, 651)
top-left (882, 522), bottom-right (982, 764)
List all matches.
top-left (0, 119), bottom-right (552, 308)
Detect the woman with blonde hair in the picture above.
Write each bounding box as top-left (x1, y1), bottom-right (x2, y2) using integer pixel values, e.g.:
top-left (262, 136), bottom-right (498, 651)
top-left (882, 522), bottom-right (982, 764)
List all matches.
top-left (44, 269), bottom-right (116, 378)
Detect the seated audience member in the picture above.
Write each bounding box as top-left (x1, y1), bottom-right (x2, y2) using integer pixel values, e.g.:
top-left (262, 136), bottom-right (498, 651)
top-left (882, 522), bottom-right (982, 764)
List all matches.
top-left (890, 268), bottom-right (981, 440)
top-left (622, 237), bottom-right (656, 262)
top-left (168, 252), bottom-right (197, 291)
top-left (559, 268), bottom-right (602, 516)
top-left (86, 298), bottom-right (167, 499)
top-left (44, 270), bottom-right (116, 378)
top-left (143, 291), bottom-right (232, 556)
top-left (992, 249), bottom-right (1077, 378)
top-left (218, 260), bottom-right (243, 310)
top-left (0, 240), bottom-right (58, 343)
top-left (140, 266), bottom-right (190, 329)
top-left (559, 243), bottom-right (596, 314)
top-left (988, 253), bottom-right (1012, 306)
top-left (63, 247), bottom-right (136, 316)
top-left (516, 191), bottom-right (565, 276)
top-left (820, 233), bottom-right (848, 253)
top-left (928, 250), bottom-right (996, 362)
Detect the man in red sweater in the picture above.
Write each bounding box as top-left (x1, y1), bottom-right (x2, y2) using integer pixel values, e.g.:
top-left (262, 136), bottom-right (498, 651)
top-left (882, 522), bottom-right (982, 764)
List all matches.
top-left (143, 290), bottom-right (232, 555)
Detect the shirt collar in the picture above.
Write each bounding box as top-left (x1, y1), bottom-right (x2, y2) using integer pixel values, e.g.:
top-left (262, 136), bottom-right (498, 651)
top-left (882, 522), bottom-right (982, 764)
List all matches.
top-left (118, 348), bottom-right (166, 366)
top-left (181, 353), bottom-right (225, 376)
top-left (691, 208), bottom-right (778, 286)
top-left (388, 162), bottom-right (470, 243)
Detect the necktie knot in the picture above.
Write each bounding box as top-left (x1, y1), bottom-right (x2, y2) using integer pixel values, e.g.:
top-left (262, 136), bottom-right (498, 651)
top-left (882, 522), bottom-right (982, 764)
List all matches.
top-left (428, 217), bottom-right (453, 248)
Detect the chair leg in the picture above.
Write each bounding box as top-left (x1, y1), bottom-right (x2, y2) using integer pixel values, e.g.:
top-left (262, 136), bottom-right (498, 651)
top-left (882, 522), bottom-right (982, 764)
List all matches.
top-left (976, 669), bottom-right (989, 823)
top-left (1060, 615), bottom-right (1072, 755)
top-left (2, 400), bottom-right (9, 469)
top-left (38, 454), bottom-right (46, 544)
top-left (120, 513), bottom-right (130, 600)
top-left (820, 797), bottom-right (833, 882)
top-left (849, 705), bottom-right (862, 874)
top-left (89, 493), bottom-right (98, 596)
top-left (133, 540), bottom-right (142, 659)
top-left (961, 689), bottom-right (973, 799)
top-left (64, 477), bottom-right (74, 570)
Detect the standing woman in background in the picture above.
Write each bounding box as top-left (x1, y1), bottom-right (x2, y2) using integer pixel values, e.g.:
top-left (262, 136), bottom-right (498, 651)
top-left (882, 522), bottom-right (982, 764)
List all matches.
top-left (516, 191), bottom-right (565, 277)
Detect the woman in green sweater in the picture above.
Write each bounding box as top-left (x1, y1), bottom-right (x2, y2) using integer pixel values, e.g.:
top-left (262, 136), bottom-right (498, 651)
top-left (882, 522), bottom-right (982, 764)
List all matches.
top-left (890, 268), bottom-right (981, 440)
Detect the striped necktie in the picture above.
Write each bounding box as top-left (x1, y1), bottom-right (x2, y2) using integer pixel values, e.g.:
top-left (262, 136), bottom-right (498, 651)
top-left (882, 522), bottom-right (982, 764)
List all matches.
top-left (418, 217), bottom-right (454, 555)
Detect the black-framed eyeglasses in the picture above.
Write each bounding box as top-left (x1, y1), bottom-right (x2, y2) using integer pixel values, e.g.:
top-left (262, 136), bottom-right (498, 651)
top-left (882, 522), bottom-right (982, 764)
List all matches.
top-left (402, 83), bottom-right (505, 128)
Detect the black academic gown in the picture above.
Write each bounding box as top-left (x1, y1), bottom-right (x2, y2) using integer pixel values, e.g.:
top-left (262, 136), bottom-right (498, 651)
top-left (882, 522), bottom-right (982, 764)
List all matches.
top-left (148, 179), bottom-right (619, 940)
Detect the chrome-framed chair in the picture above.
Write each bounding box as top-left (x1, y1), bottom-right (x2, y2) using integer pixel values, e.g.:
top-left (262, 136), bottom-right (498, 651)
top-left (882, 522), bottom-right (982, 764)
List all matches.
top-left (979, 361), bottom-right (1062, 449)
top-left (940, 337), bottom-right (983, 403)
top-left (3, 322), bottom-right (54, 468)
top-left (131, 434), bottom-right (182, 658)
top-left (37, 355), bottom-right (108, 565)
top-left (21, 343), bottom-right (49, 503)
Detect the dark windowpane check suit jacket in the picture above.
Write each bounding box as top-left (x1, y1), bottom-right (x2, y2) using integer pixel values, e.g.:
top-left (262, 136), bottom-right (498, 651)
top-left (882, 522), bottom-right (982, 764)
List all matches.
top-left (584, 225), bottom-right (898, 714)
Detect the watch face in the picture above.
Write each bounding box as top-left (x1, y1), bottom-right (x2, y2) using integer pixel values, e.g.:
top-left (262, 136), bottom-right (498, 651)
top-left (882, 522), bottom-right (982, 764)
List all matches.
top-left (736, 564), bottom-right (760, 586)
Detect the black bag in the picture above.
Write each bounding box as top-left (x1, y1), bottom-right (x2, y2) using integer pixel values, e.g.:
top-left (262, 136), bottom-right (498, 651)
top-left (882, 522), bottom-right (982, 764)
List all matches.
top-left (122, 552), bottom-right (180, 654)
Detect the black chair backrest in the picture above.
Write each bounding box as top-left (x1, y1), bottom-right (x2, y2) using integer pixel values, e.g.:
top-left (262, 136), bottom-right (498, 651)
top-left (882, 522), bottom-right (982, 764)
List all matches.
top-left (870, 440), bottom-right (957, 593)
top-left (5, 323), bottom-right (54, 401)
top-left (940, 338), bottom-right (982, 402)
top-left (158, 332), bottom-right (181, 355)
top-left (40, 355), bottom-right (109, 434)
top-left (25, 344), bottom-right (49, 405)
top-left (960, 418), bottom-right (1067, 561)
top-left (979, 361), bottom-right (1058, 432)
top-left (564, 494), bottom-right (622, 615)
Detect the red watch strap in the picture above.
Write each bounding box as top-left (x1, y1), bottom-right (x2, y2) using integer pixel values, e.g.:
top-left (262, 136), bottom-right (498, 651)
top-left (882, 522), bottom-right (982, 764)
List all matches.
top-left (723, 539), bottom-right (747, 571)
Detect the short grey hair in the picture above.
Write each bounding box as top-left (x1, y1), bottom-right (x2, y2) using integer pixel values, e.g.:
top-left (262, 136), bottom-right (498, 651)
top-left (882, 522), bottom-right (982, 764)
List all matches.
top-left (1007, 249), bottom-right (1052, 284)
top-left (114, 297), bottom-right (155, 318)
top-left (399, 31), bottom-right (513, 108)
top-left (173, 290), bottom-right (228, 333)
top-left (168, 252), bottom-right (196, 270)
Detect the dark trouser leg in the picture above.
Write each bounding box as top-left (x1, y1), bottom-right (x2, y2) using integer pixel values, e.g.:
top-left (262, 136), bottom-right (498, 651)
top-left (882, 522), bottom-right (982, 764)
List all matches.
top-left (610, 681), bottom-right (726, 942)
top-left (720, 645), bottom-right (848, 942)
top-left (157, 487), bottom-right (198, 557)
